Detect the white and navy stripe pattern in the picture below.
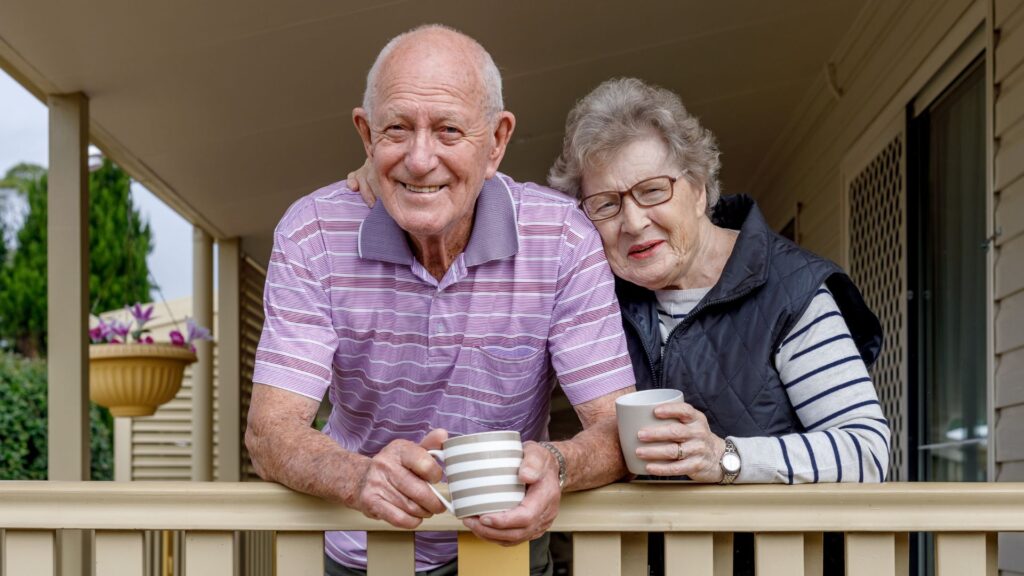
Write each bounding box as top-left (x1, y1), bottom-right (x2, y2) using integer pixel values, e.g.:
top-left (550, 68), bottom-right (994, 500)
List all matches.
top-left (655, 285), bottom-right (889, 484)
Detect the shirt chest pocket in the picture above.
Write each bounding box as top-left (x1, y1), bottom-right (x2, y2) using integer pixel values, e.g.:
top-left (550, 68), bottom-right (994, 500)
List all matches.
top-left (444, 344), bottom-right (549, 432)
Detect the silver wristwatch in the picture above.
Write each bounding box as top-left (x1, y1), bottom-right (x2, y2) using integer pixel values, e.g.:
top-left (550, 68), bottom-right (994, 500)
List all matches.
top-left (720, 438), bottom-right (741, 484)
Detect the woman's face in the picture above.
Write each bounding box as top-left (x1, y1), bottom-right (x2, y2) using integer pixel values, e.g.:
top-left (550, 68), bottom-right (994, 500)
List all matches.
top-left (581, 136), bottom-right (708, 290)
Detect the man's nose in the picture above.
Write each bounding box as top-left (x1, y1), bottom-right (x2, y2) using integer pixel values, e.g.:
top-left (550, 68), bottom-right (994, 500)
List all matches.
top-left (405, 130), bottom-right (439, 175)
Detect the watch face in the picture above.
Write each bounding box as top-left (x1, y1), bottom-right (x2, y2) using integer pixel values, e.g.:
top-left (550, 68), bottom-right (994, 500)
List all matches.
top-left (722, 452), bottom-right (741, 474)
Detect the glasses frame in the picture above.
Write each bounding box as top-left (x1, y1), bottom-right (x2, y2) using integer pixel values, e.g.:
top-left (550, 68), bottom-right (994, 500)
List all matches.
top-left (578, 173), bottom-right (686, 222)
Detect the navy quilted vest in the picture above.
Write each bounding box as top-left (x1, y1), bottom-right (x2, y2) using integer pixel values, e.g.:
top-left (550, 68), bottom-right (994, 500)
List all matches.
top-left (616, 195), bottom-right (882, 439)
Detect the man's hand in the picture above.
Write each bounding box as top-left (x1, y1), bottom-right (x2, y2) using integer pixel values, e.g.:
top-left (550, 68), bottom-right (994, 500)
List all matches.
top-left (346, 158), bottom-right (378, 208)
top-left (350, 428), bottom-right (450, 529)
top-left (461, 441), bottom-right (560, 545)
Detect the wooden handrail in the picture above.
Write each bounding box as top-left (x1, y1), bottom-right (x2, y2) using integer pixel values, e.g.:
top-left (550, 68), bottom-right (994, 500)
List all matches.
top-left (2, 481), bottom-right (1024, 533)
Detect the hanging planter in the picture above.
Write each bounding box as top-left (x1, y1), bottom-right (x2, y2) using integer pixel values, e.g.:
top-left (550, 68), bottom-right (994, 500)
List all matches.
top-left (89, 343), bottom-right (197, 417)
top-left (88, 303), bottom-right (211, 417)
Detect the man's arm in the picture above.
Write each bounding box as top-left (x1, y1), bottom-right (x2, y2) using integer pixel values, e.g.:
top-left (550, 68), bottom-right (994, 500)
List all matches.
top-left (461, 386), bottom-right (632, 544)
top-left (245, 383), bottom-right (449, 528)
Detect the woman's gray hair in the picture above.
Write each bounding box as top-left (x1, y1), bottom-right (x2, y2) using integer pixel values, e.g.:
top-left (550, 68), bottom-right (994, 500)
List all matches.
top-left (548, 77), bottom-right (721, 213)
top-left (363, 24), bottom-right (504, 121)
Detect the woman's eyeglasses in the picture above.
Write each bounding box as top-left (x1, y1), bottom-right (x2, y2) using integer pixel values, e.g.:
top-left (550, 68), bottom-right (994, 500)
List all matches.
top-left (579, 174), bottom-right (682, 222)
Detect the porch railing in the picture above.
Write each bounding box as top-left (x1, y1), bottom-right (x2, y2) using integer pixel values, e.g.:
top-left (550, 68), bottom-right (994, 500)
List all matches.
top-left (1, 481), bottom-right (1021, 575)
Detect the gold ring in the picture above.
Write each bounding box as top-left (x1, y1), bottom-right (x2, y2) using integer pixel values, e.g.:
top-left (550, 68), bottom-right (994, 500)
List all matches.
top-left (676, 443), bottom-right (684, 460)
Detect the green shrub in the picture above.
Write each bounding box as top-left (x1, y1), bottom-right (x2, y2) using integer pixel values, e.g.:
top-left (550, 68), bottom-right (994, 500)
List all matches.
top-left (0, 352), bottom-right (113, 480)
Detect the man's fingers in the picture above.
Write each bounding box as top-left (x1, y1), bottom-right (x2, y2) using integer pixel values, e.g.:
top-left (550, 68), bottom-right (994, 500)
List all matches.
top-left (400, 442), bottom-right (443, 484)
top-left (518, 443), bottom-right (551, 484)
top-left (420, 428), bottom-right (448, 451)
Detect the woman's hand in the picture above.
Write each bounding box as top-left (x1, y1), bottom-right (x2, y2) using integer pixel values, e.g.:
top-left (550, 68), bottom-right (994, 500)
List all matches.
top-left (635, 401), bottom-right (727, 483)
top-left (346, 159), bottom-right (379, 208)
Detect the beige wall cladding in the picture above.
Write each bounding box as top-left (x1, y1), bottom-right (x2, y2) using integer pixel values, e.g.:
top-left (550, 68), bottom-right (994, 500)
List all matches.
top-left (995, 346), bottom-right (1024, 407)
top-left (996, 290), bottom-right (1024, 355)
top-left (998, 460), bottom-right (1024, 481)
top-left (752, 0), bottom-right (977, 233)
top-left (996, 178), bottom-right (1024, 243)
top-left (996, 234), bottom-right (1024, 299)
top-left (996, 404), bottom-right (1024, 461)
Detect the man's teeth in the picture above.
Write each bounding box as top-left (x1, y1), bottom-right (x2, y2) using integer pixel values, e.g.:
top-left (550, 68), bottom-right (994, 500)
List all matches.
top-left (406, 184), bottom-right (441, 193)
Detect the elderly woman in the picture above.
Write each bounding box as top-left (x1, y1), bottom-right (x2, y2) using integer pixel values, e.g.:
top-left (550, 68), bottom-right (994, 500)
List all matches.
top-left (547, 78), bottom-right (889, 486)
top-left (547, 77), bottom-right (888, 574)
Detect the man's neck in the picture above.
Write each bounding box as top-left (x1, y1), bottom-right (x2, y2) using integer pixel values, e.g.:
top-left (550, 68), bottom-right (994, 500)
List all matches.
top-left (408, 213), bottom-right (475, 280)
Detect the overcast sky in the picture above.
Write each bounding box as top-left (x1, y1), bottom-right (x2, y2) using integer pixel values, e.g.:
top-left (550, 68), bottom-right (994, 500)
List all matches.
top-left (0, 69), bottom-right (194, 304)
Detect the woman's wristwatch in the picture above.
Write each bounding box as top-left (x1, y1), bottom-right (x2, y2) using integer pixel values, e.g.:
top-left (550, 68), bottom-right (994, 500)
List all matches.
top-left (719, 438), bottom-right (741, 484)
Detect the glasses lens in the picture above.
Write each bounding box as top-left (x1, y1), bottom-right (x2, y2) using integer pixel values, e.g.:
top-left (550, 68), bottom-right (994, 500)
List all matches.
top-left (632, 177), bottom-right (673, 206)
top-left (583, 193), bottom-right (621, 220)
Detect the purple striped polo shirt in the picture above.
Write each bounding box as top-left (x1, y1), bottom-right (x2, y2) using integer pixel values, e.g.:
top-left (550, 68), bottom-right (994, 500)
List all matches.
top-left (253, 173), bottom-right (635, 571)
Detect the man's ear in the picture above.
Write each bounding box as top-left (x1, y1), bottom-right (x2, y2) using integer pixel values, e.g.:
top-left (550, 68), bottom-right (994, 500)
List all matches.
top-left (485, 111), bottom-right (516, 179)
top-left (352, 108), bottom-right (375, 158)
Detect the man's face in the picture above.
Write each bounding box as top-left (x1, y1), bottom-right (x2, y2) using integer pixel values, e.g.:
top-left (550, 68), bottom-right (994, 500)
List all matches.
top-left (354, 41), bottom-right (514, 244)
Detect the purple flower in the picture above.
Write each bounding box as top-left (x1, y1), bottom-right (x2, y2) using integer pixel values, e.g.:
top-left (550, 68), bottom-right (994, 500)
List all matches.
top-left (128, 303), bottom-right (155, 328)
top-left (169, 330), bottom-right (185, 347)
top-left (109, 319), bottom-right (131, 340)
top-left (186, 317), bottom-right (212, 343)
top-left (143, 335), bottom-right (154, 344)
top-left (89, 320), bottom-right (109, 344)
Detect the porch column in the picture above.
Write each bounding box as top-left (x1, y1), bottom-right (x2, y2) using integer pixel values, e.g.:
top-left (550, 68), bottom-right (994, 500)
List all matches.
top-left (47, 92), bottom-right (91, 575)
top-left (192, 226), bottom-right (214, 481)
top-left (216, 238), bottom-right (241, 482)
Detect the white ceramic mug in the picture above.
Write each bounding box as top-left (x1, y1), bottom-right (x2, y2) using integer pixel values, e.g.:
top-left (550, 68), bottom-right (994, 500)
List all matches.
top-left (615, 388), bottom-right (684, 475)
top-left (426, 430), bottom-right (525, 518)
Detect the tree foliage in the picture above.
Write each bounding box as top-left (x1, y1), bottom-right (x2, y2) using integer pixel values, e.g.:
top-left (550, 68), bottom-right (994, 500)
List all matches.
top-left (0, 352), bottom-right (113, 480)
top-left (0, 160), bottom-right (154, 357)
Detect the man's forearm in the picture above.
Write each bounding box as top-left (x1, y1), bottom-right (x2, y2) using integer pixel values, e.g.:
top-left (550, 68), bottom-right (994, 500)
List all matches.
top-left (553, 415), bottom-right (627, 491)
top-left (248, 417), bottom-right (370, 505)
top-left (245, 387), bottom-right (370, 506)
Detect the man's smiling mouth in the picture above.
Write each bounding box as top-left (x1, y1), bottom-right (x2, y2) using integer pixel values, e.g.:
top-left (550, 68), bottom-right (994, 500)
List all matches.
top-left (402, 183), bottom-right (444, 194)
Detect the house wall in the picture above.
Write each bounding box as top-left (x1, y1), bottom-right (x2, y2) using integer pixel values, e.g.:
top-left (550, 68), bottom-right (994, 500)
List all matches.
top-left (752, 0), bottom-right (1024, 572)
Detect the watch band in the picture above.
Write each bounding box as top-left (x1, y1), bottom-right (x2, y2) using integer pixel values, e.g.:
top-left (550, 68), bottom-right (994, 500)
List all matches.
top-left (720, 438), bottom-right (740, 485)
top-left (538, 441), bottom-right (567, 489)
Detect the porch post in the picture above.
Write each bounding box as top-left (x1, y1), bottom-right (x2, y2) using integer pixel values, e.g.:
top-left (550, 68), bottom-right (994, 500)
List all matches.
top-left (46, 92), bottom-right (91, 575)
top-left (192, 226), bottom-right (214, 481)
top-left (216, 238), bottom-right (241, 482)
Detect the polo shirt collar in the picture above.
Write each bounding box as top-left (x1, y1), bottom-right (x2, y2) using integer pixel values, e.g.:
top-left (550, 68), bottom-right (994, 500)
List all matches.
top-left (358, 175), bottom-right (519, 267)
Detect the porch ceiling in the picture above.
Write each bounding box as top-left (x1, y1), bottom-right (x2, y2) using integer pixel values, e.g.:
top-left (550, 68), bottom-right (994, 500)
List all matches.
top-left (0, 0), bottom-right (865, 263)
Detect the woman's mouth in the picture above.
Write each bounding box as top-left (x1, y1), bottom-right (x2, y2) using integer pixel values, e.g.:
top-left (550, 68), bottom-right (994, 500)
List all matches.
top-left (628, 240), bottom-right (662, 259)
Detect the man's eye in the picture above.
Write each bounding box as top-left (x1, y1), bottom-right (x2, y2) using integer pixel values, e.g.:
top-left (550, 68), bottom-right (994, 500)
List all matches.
top-left (439, 126), bottom-right (462, 137)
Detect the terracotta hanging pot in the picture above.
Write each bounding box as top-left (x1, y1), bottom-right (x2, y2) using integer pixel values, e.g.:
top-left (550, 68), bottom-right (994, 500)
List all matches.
top-left (89, 343), bottom-right (197, 417)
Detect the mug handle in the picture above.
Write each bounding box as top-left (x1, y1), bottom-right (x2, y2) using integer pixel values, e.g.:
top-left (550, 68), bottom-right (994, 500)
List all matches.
top-left (426, 449), bottom-right (455, 514)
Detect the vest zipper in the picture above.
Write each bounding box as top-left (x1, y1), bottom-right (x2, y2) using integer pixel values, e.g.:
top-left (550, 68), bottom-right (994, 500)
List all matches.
top-left (621, 313), bottom-right (661, 388)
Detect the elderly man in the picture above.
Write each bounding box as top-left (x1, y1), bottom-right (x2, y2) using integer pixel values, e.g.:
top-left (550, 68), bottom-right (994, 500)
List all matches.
top-left (245, 24), bottom-right (635, 575)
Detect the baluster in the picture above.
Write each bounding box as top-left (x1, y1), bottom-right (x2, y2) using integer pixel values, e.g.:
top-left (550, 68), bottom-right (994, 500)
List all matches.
top-left (573, 532), bottom-right (621, 576)
top-left (712, 533), bottom-right (733, 576)
top-left (367, 532), bottom-right (415, 576)
top-left (620, 532), bottom-right (647, 576)
top-left (458, 533), bottom-right (528, 575)
top-left (755, 533), bottom-right (804, 576)
top-left (184, 531), bottom-right (235, 576)
top-left (803, 533), bottom-right (823, 576)
top-left (275, 532), bottom-right (324, 576)
top-left (935, 532), bottom-right (997, 576)
top-left (845, 533), bottom-right (895, 576)
top-left (4, 530), bottom-right (56, 575)
top-left (665, 533), bottom-right (713, 575)
top-left (895, 532), bottom-right (910, 575)
top-left (95, 530), bottom-right (145, 576)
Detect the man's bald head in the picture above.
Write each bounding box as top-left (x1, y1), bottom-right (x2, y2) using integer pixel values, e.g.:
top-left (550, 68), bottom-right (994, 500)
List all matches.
top-left (362, 24), bottom-right (504, 122)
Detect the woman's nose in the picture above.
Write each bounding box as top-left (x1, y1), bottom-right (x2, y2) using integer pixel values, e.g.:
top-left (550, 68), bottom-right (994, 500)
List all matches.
top-left (618, 195), bottom-right (649, 233)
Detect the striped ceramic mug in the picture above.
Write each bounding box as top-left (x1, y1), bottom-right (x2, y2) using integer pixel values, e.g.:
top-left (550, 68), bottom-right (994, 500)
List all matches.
top-left (427, 430), bottom-right (525, 518)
